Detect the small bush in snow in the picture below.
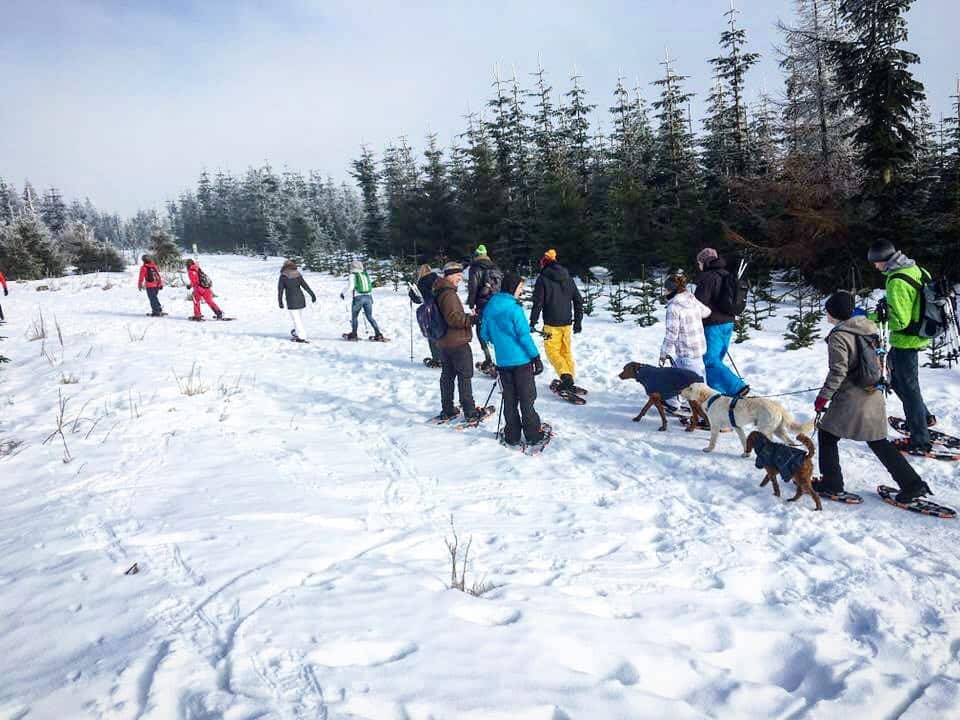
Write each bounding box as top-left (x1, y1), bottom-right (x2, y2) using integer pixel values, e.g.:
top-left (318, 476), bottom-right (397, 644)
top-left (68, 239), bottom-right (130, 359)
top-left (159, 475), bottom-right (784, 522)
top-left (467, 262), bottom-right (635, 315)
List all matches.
top-left (174, 362), bottom-right (208, 396)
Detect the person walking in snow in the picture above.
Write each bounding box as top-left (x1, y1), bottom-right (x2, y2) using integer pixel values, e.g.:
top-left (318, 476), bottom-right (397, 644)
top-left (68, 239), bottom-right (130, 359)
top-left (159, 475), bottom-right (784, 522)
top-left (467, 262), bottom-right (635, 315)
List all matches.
top-left (866, 240), bottom-right (935, 454)
top-left (659, 272), bottom-right (709, 410)
top-left (467, 244), bottom-right (501, 374)
top-left (479, 272), bottom-right (546, 446)
top-left (0, 269), bottom-right (8, 322)
top-left (185, 259), bottom-right (224, 321)
top-left (529, 249), bottom-right (584, 393)
top-left (278, 259), bottom-right (316, 343)
top-left (694, 248), bottom-right (749, 398)
top-left (340, 260), bottom-right (385, 341)
top-left (813, 291), bottom-right (932, 505)
top-left (137, 255), bottom-right (164, 317)
top-left (409, 263), bottom-right (442, 367)
top-left (434, 262), bottom-right (480, 421)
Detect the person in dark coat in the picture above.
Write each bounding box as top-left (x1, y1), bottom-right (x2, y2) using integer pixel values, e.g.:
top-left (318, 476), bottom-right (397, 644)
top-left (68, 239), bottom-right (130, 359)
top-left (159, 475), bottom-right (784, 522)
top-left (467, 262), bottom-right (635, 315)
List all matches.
top-left (409, 263), bottom-right (442, 367)
top-left (694, 248), bottom-right (749, 397)
top-left (278, 259), bottom-right (316, 342)
top-left (529, 249), bottom-right (584, 392)
top-left (467, 244), bottom-right (500, 372)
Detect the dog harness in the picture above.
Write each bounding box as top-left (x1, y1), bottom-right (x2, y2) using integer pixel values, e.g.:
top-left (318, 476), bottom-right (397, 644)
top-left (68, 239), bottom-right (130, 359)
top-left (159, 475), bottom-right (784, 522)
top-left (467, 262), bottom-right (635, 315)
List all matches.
top-left (705, 393), bottom-right (742, 429)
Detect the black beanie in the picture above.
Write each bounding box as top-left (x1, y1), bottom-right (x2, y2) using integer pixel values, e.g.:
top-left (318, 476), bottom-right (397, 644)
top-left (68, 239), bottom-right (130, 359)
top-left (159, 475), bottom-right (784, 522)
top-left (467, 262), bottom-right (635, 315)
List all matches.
top-left (825, 291), bottom-right (855, 321)
top-left (501, 271), bottom-right (522, 296)
top-left (867, 239), bottom-right (896, 263)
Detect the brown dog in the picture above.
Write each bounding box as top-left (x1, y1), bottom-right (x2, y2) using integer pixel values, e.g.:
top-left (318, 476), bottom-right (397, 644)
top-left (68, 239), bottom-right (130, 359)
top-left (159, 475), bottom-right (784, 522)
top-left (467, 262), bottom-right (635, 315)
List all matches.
top-left (617, 362), bottom-right (708, 432)
top-left (745, 431), bottom-right (822, 511)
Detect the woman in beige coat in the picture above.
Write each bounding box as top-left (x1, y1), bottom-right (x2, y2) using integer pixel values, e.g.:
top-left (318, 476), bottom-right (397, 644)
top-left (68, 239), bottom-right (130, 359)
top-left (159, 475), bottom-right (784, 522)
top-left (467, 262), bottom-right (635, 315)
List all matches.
top-left (813, 291), bottom-right (931, 505)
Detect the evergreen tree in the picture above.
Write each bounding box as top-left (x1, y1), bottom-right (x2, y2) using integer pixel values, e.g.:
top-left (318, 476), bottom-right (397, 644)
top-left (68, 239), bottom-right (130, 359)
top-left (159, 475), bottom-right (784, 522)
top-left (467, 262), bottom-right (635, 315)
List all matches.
top-left (21, 181), bottom-right (38, 215)
top-left (0, 211), bottom-right (63, 279)
top-left (420, 133), bottom-right (458, 261)
top-left (563, 68), bottom-right (596, 193)
top-left (149, 226), bottom-right (182, 271)
top-left (0, 178), bottom-right (15, 225)
top-left (351, 145), bottom-right (386, 257)
top-left (458, 113), bottom-right (504, 261)
top-left (651, 51), bottom-right (698, 210)
top-left (40, 187), bottom-right (68, 235)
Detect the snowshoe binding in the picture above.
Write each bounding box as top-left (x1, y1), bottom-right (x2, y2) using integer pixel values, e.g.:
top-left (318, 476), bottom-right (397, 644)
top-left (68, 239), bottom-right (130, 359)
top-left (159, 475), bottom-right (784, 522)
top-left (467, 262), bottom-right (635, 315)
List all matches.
top-left (811, 480), bottom-right (863, 504)
top-left (523, 423), bottom-right (554, 456)
top-left (456, 405), bottom-right (496, 430)
top-left (423, 358), bottom-right (442, 369)
top-left (476, 360), bottom-right (498, 378)
top-left (427, 408), bottom-right (461, 425)
top-left (369, 334), bottom-right (390, 342)
top-left (342, 332), bottom-right (359, 342)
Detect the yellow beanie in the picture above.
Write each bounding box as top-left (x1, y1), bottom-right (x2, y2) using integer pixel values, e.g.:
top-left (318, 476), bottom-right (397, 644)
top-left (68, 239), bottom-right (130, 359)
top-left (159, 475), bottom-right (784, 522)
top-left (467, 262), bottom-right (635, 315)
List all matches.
top-left (544, 249), bottom-right (557, 261)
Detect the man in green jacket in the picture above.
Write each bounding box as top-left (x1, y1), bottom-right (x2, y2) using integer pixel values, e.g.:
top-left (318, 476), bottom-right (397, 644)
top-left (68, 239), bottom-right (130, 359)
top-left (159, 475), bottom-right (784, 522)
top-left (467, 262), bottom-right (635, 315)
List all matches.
top-left (867, 240), bottom-right (934, 453)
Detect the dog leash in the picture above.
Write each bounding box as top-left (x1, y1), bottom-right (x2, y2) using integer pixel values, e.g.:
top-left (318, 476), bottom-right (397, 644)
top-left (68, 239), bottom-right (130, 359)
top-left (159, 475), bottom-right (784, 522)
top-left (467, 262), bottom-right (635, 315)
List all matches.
top-left (748, 387), bottom-right (821, 399)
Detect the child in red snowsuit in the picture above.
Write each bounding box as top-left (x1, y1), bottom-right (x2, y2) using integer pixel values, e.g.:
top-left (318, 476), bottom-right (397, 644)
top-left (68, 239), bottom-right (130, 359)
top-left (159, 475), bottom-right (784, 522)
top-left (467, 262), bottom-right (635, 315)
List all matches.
top-left (0, 270), bottom-right (7, 321)
top-left (185, 259), bottom-right (223, 320)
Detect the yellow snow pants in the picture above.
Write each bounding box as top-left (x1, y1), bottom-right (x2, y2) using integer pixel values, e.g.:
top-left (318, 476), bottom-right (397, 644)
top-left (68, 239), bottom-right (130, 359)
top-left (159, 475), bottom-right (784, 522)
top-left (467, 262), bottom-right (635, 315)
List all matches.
top-left (543, 324), bottom-right (575, 378)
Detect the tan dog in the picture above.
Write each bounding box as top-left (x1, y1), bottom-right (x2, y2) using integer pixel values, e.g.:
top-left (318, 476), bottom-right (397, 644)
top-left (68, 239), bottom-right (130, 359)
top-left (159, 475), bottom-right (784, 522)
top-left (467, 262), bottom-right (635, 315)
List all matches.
top-left (745, 431), bottom-right (822, 511)
top-left (680, 382), bottom-right (816, 456)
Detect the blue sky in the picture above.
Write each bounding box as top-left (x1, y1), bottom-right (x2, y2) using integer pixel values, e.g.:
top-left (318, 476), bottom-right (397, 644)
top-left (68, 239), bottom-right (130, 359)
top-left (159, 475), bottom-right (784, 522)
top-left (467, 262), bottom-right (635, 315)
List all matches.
top-left (0, 0), bottom-right (955, 216)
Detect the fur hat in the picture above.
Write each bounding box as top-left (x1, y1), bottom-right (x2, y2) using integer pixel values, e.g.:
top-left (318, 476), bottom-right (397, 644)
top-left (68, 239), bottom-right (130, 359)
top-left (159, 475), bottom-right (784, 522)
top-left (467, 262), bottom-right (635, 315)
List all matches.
top-left (443, 261), bottom-right (464, 276)
top-left (501, 271), bottom-right (523, 296)
top-left (825, 291), bottom-right (855, 321)
top-left (696, 248), bottom-right (719, 266)
top-left (350, 260), bottom-right (363, 272)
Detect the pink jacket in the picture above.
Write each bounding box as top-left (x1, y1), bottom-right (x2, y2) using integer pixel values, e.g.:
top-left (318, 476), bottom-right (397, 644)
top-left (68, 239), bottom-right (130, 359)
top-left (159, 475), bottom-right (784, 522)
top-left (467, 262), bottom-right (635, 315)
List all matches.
top-left (660, 291), bottom-right (711, 361)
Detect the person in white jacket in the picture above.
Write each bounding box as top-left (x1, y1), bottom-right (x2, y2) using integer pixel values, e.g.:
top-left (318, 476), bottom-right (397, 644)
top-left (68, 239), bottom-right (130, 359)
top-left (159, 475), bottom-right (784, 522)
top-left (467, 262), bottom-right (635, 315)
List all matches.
top-left (659, 273), bottom-right (711, 378)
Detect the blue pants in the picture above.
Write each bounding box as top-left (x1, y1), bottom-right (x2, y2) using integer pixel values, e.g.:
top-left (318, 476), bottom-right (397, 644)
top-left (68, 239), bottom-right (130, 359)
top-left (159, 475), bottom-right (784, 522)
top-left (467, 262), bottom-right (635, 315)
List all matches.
top-left (703, 323), bottom-right (747, 396)
top-left (889, 348), bottom-right (931, 447)
top-left (351, 294), bottom-right (381, 336)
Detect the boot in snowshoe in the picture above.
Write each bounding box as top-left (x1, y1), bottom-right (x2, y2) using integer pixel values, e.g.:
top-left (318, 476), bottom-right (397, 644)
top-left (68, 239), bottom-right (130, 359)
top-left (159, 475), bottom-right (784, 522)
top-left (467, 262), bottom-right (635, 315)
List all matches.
top-left (423, 358), bottom-right (442, 368)
top-left (342, 332), bottom-right (359, 341)
top-left (894, 481), bottom-right (933, 505)
top-left (189, 316), bottom-right (204, 322)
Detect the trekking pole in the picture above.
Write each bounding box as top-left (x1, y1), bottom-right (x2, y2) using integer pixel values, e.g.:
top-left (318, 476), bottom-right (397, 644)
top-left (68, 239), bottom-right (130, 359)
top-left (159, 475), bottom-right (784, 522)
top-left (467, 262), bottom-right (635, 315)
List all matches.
top-left (495, 377), bottom-right (504, 439)
top-left (482, 375), bottom-right (499, 408)
top-left (726, 350), bottom-right (743, 379)
top-left (409, 297), bottom-right (414, 363)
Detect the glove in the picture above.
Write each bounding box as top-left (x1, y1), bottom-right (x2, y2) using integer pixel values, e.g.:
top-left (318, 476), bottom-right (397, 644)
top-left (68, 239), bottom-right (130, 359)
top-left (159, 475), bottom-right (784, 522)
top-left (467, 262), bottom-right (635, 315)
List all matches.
top-left (340, 293), bottom-right (345, 300)
top-left (814, 396), bottom-right (828, 413)
top-left (573, 320), bottom-right (582, 334)
top-left (531, 356), bottom-right (544, 376)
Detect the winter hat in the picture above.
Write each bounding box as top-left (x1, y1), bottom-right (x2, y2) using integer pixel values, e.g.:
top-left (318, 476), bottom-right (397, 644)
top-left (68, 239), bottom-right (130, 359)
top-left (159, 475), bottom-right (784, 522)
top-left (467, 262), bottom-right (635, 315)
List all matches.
top-left (475, 244), bottom-right (488, 257)
top-left (443, 261), bottom-right (464, 276)
top-left (696, 248), bottom-right (719, 266)
top-left (349, 260), bottom-right (364, 273)
top-left (663, 273), bottom-right (687, 298)
top-left (142, 254), bottom-right (152, 263)
top-left (281, 259), bottom-right (297, 271)
top-left (825, 290), bottom-right (855, 321)
top-left (540, 249), bottom-right (558, 269)
top-left (501, 271), bottom-right (523, 296)
top-left (867, 239), bottom-right (896, 264)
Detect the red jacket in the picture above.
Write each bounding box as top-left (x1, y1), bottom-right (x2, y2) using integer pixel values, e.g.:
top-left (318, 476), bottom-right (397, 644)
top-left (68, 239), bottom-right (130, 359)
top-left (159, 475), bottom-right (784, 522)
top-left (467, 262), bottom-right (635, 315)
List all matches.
top-left (187, 264), bottom-right (203, 290)
top-left (138, 262), bottom-right (163, 289)
top-left (0, 271), bottom-right (7, 292)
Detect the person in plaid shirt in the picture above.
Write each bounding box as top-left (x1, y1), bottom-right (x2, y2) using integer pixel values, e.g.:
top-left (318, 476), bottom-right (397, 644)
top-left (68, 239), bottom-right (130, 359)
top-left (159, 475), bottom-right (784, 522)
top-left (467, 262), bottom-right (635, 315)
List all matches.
top-left (659, 273), bottom-right (711, 378)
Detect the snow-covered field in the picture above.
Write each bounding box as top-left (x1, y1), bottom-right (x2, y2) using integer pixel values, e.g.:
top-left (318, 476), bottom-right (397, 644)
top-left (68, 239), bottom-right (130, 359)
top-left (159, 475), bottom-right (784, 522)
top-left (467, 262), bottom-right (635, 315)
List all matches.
top-left (1, 255), bottom-right (958, 720)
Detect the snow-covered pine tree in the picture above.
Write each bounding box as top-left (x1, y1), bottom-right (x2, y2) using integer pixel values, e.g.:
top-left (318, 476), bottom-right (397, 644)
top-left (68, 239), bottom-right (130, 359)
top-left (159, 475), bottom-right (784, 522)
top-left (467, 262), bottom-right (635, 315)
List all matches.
top-left (0, 211), bottom-right (63, 279)
top-left (606, 282), bottom-right (629, 323)
top-left (628, 266), bottom-right (660, 327)
top-left (40, 188), bottom-right (68, 235)
top-left (351, 146), bottom-right (386, 258)
top-left (420, 133), bottom-right (458, 261)
top-left (783, 279), bottom-right (823, 349)
top-left (0, 178), bottom-right (15, 226)
top-left (581, 276), bottom-right (603, 316)
top-left (382, 136), bottom-right (422, 261)
top-left (149, 226), bottom-right (182, 272)
top-left (651, 50), bottom-right (698, 210)
top-left (563, 68), bottom-right (596, 194)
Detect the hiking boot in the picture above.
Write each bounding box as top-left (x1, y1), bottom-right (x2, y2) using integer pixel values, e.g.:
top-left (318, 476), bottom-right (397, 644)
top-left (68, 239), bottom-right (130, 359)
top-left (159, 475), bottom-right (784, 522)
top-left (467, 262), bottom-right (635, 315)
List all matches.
top-left (189, 316), bottom-right (203, 322)
top-left (343, 331), bottom-right (359, 341)
top-left (559, 373), bottom-right (575, 391)
top-left (215, 311), bottom-right (224, 319)
top-left (735, 385), bottom-right (751, 399)
top-left (812, 478), bottom-right (843, 496)
top-left (927, 414), bottom-right (937, 428)
top-left (895, 481), bottom-right (932, 505)
top-left (892, 437), bottom-right (933, 454)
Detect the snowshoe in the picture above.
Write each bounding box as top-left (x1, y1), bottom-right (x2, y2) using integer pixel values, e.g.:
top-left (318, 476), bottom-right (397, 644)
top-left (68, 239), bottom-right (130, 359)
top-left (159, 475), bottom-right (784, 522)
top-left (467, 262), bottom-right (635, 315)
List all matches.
top-left (888, 416), bottom-right (960, 451)
top-left (877, 485), bottom-right (955, 519)
top-left (549, 379), bottom-right (588, 402)
top-left (549, 378), bottom-right (588, 396)
top-left (291, 337), bottom-right (309, 344)
top-left (342, 332), bottom-right (359, 342)
top-left (147, 312), bottom-right (168, 317)
top-left (891, 436), bottom-right (960, 462)
top-left (214, 316), bottom-right (235, 321)
top-left (427, 408), bottom-right (461, 425)
top-left (523, 423), bottom-right (554, 456)
top-left (188, 316), bottom-right (205, 322)
top-left (811, 480), bottom-right (863, 504)
top-left (455, 405), bottom-right (496, 430)
top-left (497, 432), bottom-right (524, 451)
top-left (423, 358), bottom-right (442, 369)
top-left (369, 334), bottom-right (390, 342)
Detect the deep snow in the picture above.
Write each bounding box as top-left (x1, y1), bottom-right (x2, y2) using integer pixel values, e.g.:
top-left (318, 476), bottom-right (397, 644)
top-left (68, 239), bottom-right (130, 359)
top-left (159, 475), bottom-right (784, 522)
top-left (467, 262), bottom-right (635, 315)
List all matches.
top-left (0, 255), bottom-right (958, 720)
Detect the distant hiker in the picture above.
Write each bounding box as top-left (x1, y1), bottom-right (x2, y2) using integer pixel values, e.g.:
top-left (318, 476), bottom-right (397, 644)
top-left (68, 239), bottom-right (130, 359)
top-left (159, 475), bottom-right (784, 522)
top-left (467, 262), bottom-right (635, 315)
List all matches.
top-left (814, 291), bottom-right (932, 505)
top-left (867, 240), bottom-right (935, 453)
top-left (479, 271), bottom-right (545, 446)
top-left (659, 272), bottom-right (711, 410)
top-left (340, 260), bottom-right (384, 341)
top-left (0, 269), bottom-right (7, 322)
top-left (434, 262), bottom-right (479, 421)
top-left (278, 259), bottom-right (316, 343)
top-left (409, 263), bottom-right (442, 367)
top-left (467, 244), bottom-right (501, 373)
top-left (185, 259), bottom-right (224, 320)
top-left (694, 248), bottom-right (749, 398)
top-left (529, 249), bottom-right (584, 393)
top-left (137, 254), bottom-right (164, 316)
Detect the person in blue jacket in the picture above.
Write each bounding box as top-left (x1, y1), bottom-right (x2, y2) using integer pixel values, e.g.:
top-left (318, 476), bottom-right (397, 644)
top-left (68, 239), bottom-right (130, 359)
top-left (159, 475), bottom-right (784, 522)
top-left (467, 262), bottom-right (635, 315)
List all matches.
top-left (479, 271), bottom-right (546, 446)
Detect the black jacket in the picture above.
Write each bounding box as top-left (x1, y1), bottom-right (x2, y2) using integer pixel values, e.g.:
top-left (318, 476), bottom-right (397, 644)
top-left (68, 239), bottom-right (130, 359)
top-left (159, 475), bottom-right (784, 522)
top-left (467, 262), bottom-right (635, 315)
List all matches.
top-left (530, 262), bottom-right (584, 328)
top-left (694, 257), bottom-right (733, 326)
top-left (278, 270), bottom-right (316, 310)
top-left (467, 256), bottom-right (497, 309)
top-left (409, 271), bottom-right (440, 305)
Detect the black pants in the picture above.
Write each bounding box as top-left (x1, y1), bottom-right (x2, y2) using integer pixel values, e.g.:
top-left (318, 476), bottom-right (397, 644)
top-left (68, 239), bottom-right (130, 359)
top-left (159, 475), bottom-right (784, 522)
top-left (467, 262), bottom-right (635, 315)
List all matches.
top-left (146, 287), bottom-right (162, 315)
top-left (440, 344), bottom-right (476, 417)
top-left (817, 428), bottom-right (922, 493)
top-left (499, 363), bottom-right (542, 444)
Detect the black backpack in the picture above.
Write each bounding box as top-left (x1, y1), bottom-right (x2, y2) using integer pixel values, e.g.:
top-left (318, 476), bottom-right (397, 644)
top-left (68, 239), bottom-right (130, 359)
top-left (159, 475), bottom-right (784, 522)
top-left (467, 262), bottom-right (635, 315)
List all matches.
top-left (145, 265), bottom-right (159, 284)
top-left (716, 271), bottom-right (749, 317)
top-left (889, 269), bottom-right (950, 339)
top-left (198, 269), bottom-right (212, 289)
top-left (838, 330), bottom-right (885, 391)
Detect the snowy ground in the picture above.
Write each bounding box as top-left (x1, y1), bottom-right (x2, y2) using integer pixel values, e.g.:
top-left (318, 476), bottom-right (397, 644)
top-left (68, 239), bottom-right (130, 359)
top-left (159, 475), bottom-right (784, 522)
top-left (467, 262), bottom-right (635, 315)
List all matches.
top-left (1, 255), bottom-right (959, 720)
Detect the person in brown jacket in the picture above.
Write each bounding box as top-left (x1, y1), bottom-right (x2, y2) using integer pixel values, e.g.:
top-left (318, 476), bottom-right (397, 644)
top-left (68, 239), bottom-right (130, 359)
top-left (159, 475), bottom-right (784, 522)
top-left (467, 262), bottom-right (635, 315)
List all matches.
top-left (813, 291), bottom-right (931, 505)
top-left (434, 262), bottom-right (479, 421)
